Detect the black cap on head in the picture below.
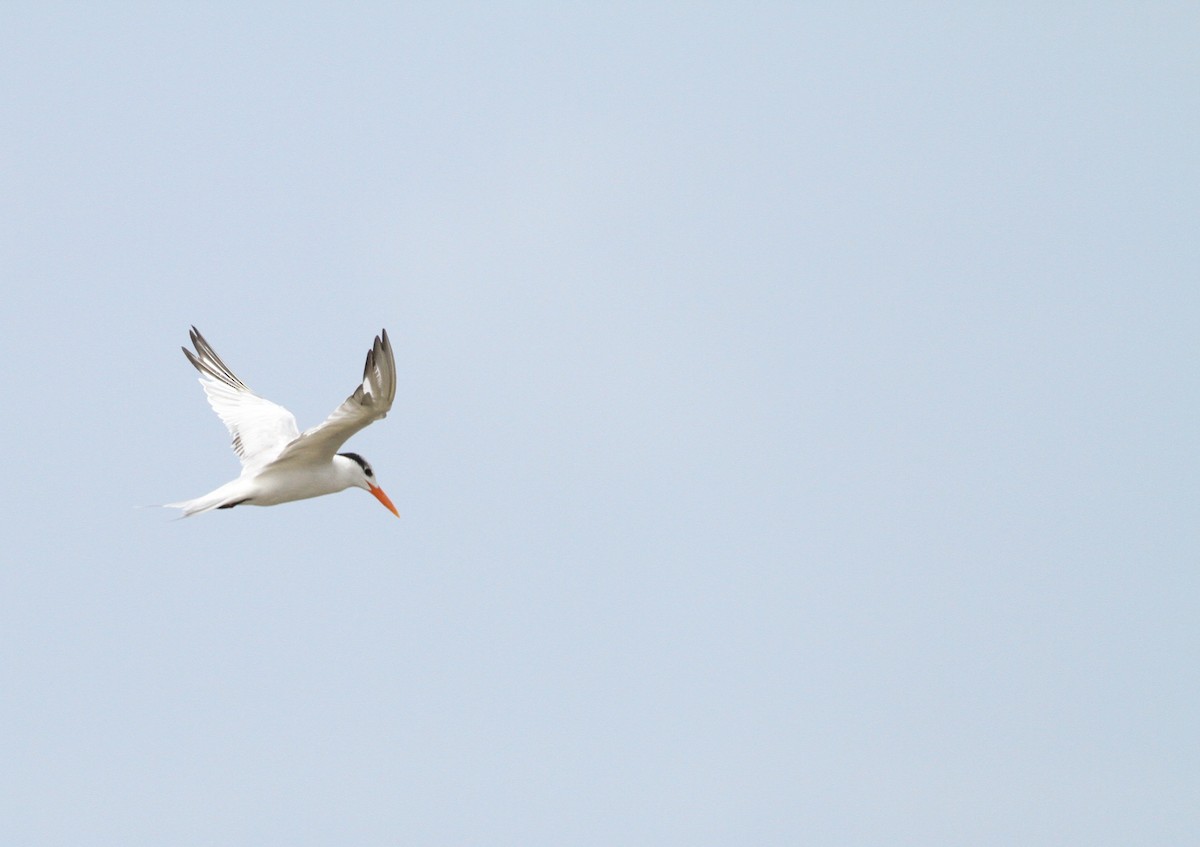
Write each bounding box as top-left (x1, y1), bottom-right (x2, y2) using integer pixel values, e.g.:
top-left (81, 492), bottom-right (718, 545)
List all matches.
top-left (338, 452), bottom-right (373, 477)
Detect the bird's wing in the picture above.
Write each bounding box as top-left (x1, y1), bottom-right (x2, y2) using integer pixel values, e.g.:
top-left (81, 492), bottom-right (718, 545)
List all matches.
top-left (271, 329), bottom-right (396, 467)
top-left (182, 327), bottom-right (300, 469)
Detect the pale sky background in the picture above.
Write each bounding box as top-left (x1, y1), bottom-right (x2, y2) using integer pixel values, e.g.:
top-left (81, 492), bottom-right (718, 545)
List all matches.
top-left (1, 4), bottom-right (1197, 845)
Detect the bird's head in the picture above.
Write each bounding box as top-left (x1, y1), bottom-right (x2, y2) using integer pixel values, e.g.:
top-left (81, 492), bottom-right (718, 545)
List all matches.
top-left (337, 452), bottom-right (399, 517)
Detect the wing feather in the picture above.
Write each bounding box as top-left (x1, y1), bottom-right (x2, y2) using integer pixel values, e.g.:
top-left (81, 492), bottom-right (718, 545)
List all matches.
top-left (183, 327), bottom-right (300, 469)
top-left (272, 329), bottom-right (396, 466)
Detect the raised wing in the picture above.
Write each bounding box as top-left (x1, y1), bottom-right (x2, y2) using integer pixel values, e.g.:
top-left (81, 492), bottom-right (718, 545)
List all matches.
top-left (182, 327), bottom-right (300, 469)
top-left (271, 329), bottom-right (396, 466)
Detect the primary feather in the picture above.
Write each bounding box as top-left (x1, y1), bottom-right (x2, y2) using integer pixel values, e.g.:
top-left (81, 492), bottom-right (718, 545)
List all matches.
top-left (182, 327), bottom-right (301, 469)
top-left (273, 329), bottom-right (396, 466)
top-left (182, 327), bottom-right (396, 471)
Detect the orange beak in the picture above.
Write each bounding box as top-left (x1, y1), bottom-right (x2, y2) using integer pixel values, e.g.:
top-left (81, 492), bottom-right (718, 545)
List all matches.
top-left (369, 484), bottom-right (400, 518)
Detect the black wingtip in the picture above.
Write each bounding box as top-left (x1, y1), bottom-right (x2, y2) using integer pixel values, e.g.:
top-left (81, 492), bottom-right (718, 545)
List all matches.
top-left (181, 345), bottom-right (203, 373)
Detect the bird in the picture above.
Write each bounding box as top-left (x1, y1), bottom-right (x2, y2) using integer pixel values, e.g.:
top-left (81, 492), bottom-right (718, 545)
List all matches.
top-left (165, 326), bottom-right (399, 518)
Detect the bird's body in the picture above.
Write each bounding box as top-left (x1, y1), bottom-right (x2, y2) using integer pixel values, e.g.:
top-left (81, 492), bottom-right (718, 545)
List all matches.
top-left (166, 327), bottom-right (399, 518)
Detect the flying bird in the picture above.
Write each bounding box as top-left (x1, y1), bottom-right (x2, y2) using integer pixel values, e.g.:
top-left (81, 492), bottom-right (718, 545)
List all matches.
top-left (166, 327), bottom-right (399, 518)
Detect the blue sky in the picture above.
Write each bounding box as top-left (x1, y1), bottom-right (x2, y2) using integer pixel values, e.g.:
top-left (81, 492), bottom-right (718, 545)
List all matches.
top-left (1, 5), bottom-right (1197, 845)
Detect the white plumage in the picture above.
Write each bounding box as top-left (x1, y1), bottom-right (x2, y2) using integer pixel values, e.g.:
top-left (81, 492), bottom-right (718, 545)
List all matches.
top-left (166, 327), bottom-right (399, 518)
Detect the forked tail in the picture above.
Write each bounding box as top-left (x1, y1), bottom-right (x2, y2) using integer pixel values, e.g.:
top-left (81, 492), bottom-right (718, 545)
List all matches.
top-left (164, 482), bottom-right (249, 517)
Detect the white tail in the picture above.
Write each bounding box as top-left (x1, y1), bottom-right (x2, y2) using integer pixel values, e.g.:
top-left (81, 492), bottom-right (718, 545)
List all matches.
top-left (164, 481), bottom-right (249, 517)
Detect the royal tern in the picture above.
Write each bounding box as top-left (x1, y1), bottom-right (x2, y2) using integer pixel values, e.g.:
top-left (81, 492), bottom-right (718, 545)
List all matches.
top-left (166, 327), bottom-right (399, 518)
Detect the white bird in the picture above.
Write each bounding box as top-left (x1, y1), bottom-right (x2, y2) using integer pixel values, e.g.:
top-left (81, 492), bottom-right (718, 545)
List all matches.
top-left (166, 326), bottom-right (399, 518)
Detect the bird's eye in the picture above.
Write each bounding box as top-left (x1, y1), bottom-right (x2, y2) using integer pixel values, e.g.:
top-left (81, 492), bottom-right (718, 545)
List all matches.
top-left (366, 468), bottom-right (374, 477)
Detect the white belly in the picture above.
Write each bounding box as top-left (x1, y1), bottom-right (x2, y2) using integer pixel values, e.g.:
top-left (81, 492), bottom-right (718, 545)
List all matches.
top-left (246, 463), bottom-right (351, 506)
